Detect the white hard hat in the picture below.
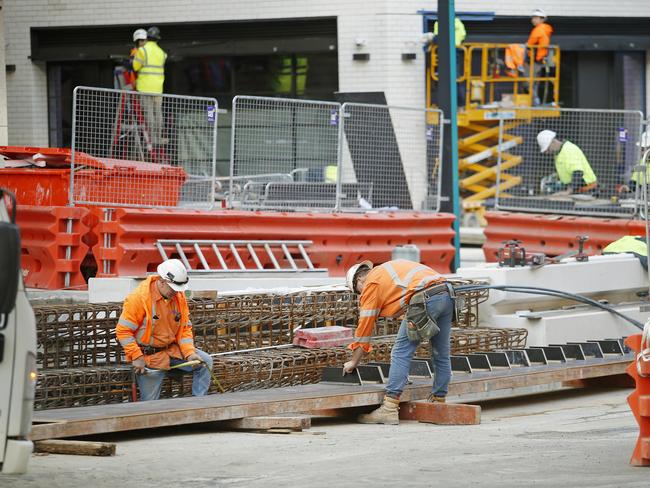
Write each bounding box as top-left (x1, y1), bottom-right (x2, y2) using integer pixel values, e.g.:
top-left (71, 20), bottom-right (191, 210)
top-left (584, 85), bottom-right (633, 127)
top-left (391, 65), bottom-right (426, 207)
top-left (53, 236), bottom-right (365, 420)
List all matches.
top-left (638, 131), bottom-right (650, 148)
top-left (345, 260), bottom-right (373, 293)
top-left (531, 9), bottom-right (547, 18)
top-left (157, 259), bottom-right (189, 292)
top-left (133, 28), bottom-right (148, 42)
top-left (537, 130), bottom-right (557, 153)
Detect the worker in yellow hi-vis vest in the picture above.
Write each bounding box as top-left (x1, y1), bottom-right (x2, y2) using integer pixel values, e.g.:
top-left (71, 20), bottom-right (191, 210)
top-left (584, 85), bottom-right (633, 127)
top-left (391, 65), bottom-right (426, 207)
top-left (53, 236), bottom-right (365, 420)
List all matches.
top-left (133, 26), bottom-right (167, 146)
top-left (537, 130), bottom-right (598, 195)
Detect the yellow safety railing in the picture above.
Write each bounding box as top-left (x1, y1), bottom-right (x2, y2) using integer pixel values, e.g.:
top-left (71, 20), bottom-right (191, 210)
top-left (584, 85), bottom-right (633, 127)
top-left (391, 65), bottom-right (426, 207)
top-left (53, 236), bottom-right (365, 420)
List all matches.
top-left (427, 42), bottom-right (561, 112)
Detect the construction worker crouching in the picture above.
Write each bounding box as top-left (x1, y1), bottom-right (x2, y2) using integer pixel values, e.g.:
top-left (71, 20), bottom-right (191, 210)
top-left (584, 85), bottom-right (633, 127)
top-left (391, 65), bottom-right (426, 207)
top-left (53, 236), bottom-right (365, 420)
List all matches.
top-left (115, 259), bottom-right (213, 401)
top-left (343, 259), bottom-right (455, 425)
top-left (537, 130), bottom-right (598, 195)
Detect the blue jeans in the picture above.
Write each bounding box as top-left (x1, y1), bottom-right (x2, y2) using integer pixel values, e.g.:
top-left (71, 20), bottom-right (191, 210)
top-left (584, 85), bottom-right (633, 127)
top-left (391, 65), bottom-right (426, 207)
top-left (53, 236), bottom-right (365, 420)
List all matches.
top-left (136, 348), bottom-right (213, 401)
top-left (385, 294), bottom-right (454, 398)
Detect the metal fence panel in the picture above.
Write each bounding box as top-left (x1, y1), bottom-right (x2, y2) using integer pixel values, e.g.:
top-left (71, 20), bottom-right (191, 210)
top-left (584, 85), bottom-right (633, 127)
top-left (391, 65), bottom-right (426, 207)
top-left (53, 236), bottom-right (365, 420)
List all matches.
top-left (70, 86), bottom-right (218, 208)
top-left (339, 103), bottom-right (444, 212)
top-left (228, 96), bottom-right (342, 211)
top-left (494, 107), bottom-right (643, 217)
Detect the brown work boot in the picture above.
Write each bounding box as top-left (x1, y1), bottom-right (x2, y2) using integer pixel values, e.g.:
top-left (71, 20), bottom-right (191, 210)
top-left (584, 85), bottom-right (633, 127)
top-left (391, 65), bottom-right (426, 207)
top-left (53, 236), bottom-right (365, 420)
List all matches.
top-left (427, 393), bottom-right (446, 403)
top-left (357, 396), bottom-right (400, 425)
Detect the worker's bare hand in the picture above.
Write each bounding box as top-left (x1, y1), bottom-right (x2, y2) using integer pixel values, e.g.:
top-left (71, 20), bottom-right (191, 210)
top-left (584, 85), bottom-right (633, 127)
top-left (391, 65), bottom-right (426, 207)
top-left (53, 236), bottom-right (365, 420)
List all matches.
top-left (185, 353), bottom-right (203, 369)
top-left (132, 356), bottom-right (146, 375)
top-left (343, 360), bottom-right (358, 375)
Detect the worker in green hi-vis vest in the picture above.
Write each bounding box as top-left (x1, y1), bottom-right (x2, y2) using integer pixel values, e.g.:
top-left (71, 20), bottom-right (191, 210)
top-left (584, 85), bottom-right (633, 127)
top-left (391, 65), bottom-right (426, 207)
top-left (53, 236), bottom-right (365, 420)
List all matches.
top-left (603, 236), bottom-right (648, 270)
top-left (537, 130), bottom-right (598, 195)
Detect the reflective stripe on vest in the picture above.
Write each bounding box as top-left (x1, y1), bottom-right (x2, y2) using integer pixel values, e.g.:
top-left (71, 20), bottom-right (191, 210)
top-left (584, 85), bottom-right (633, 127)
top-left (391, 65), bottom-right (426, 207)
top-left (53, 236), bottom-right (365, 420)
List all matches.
top-left (136, 300), bottom-right (156, 346)
top-left (383, 262), bottom-right (440, 308)
top-left (119, 336), bottom-right (136, 347)
top-left (359, 309), bottom-right (380, 317)
top-left (118, 318), bottom-right (138, 331)
top-left (135, 42), bottom-right (166, 93)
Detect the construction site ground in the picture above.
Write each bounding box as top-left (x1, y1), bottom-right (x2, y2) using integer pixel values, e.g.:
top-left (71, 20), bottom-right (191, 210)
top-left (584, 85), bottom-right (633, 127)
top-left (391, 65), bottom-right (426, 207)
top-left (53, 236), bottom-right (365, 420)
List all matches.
top-left (5, 388), bottom-right (647, 488)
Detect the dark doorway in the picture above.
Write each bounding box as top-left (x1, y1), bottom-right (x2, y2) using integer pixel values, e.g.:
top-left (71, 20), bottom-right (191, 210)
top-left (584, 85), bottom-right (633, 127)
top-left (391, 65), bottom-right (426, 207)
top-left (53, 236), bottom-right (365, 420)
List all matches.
top-left (559, 50), bottom-right (645, 111)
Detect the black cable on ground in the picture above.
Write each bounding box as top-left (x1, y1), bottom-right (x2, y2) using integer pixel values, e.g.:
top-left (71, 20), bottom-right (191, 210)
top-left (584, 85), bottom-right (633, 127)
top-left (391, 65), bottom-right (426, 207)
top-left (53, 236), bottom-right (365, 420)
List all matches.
top-left (455, 284), bottom-right (645, 330)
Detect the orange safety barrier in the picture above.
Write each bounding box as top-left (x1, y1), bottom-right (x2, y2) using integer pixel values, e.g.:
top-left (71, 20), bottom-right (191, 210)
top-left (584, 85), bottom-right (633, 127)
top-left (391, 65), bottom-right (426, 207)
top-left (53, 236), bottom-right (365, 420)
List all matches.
top-left (625, 333), bottom-right (650, 466)
top-left (92, 208), bottom-right (456, 278)
top-left (17, 205), bottom-right (90, 289)
top-left (483, 211), bottom-right (643, 262)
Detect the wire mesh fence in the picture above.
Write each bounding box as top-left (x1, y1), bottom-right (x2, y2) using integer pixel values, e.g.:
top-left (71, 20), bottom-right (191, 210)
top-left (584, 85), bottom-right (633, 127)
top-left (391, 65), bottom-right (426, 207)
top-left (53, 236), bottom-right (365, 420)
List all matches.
top-left (70, 86), bottom-right (218, 208)
top-left (494, 107), bottom-right (643, 217)
top-left (228, 95), bottom-right (342, 211)
top-left (339, 103), bottom-right (444, 212)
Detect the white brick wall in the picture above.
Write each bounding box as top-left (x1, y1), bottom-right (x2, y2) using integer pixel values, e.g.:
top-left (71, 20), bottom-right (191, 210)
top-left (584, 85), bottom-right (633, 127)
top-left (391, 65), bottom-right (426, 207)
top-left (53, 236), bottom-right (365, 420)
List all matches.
top-left (3, 0), bottom-right (650, 145)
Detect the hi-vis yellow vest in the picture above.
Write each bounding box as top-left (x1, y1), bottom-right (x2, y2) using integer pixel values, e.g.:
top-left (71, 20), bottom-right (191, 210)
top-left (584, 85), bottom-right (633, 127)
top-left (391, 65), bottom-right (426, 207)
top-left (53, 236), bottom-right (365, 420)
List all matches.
top-left (554, 141), bottom-right (597, 185)
top-left (133, 41), bottom-right (167, 94)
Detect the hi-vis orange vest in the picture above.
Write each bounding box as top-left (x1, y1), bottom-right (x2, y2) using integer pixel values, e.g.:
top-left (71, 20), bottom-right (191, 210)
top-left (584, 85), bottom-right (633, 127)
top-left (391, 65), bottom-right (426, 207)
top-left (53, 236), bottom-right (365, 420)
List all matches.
top-left (115, 275), bottom-right (195, 368)
top-left (350, 259), bottom-right (445, 352)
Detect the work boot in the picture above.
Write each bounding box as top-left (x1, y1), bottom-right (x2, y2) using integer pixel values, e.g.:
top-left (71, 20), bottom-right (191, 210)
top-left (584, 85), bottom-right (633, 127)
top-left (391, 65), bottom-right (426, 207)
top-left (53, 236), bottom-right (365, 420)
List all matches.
top-left (357, 396), bottom-right (400, 425)
top-left (427, 393), bottom-right (446, 403)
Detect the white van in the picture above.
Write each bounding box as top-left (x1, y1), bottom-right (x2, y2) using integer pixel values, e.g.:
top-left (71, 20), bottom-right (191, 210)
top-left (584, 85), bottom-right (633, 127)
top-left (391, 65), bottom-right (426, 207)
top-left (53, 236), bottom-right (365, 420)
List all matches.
top-left (0, 188), bottom-right (37, 474)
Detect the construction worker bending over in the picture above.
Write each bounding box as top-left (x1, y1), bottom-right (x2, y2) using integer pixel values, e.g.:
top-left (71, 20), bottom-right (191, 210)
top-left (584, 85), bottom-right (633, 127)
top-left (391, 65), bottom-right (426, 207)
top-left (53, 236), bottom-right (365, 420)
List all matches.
top-left (343, 259), bottom-right (454, 425)
top-left (537, 130), bottom-right (598, 195)
top-left (115, 259), bottom-right (213, 401)
top-left (132, 26), bottom-right (167, 146)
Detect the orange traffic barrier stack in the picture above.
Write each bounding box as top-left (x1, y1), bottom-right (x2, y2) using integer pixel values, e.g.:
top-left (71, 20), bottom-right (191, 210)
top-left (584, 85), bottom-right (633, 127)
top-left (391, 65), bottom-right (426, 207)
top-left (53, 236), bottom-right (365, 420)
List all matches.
top-left (17, 205), bottom-right (90, 289)
top-left (625, 331), bottom-right (650, 466)
top-left (484, 211), bottom-right (639, 262)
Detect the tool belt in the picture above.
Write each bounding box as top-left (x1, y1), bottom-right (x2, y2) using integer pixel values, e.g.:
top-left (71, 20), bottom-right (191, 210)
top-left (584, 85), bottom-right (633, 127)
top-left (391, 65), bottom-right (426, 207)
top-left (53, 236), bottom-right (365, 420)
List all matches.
top-left (405, 282), bottom-right (455, 343)
top-left (140, 345), bottom-right (170, 356)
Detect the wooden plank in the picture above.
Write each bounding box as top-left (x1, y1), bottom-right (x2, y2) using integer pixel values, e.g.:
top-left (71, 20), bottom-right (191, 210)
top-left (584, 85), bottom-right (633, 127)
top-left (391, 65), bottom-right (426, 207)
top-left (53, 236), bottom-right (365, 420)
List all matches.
top-left (222, 415), bottom-right (311, 431)
top-left (33, 440), bottom-right (116, 457)
top-left (399, 402), bottom-right (481, 425)
top-left (29, 356), bottom-right (632, 441)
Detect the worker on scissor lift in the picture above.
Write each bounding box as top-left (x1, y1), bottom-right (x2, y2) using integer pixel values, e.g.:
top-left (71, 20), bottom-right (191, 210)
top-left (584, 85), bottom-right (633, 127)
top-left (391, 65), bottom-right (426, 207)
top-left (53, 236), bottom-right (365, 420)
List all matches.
top-left (342, 259), bottom-right (455, 425)
top-left (432, 18), bottom-right (467, 107)
top-left (537, 130), bottom-right (598, 195)
top-left (115, 259), bottom-right (213, 401)
top-left (505, 9), bottom-right (553, 105)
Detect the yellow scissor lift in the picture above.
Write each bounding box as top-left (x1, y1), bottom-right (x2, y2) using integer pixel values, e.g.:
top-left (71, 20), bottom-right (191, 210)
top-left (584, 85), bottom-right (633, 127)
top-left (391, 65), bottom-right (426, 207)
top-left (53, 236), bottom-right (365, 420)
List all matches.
top-left (427, 43), bottom-right (561, 221)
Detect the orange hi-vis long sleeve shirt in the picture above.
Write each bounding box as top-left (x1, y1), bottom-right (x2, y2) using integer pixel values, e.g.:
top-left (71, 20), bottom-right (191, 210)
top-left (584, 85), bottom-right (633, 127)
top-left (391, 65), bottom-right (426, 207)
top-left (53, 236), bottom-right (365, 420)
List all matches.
top-left (115, 275), bottom-right (195, 370)
top-left (527, 23), bottom-right (553, 62)
top-left (349, 259), bottom-right (445, 353)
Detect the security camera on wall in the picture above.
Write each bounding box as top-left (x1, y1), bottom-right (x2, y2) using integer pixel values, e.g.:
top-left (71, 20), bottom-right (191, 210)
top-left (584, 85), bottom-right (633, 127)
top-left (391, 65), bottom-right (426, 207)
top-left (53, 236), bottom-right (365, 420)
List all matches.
top-left (354, 38), bottom-right (366, 48)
